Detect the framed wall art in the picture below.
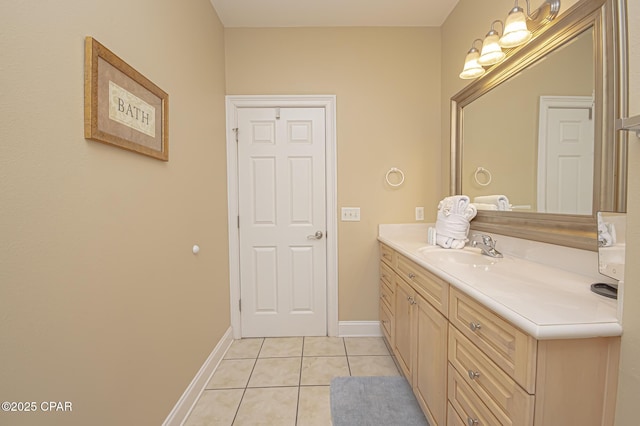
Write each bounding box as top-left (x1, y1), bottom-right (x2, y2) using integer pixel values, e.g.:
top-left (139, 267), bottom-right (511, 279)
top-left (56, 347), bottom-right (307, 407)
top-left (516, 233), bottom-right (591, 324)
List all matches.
top-left (84, 36), bottom-right (169, 161)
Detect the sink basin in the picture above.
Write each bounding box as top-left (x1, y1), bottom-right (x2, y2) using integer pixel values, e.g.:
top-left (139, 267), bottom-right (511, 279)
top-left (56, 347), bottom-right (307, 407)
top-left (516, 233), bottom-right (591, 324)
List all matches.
top-left (418, 247), bottom-right (499, 266)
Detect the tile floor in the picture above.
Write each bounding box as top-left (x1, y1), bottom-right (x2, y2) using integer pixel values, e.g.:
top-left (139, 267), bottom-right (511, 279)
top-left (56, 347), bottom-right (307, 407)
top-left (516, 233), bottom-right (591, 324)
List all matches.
top-left (184, 336), bottom-right (400, 426)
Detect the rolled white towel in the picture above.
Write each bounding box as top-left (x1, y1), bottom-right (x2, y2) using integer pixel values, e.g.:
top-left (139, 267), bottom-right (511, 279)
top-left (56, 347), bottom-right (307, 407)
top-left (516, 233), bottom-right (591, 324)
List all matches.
top-left (435, 210), bottom-right (470, 249)
top-left (438, 195), bottom-right (471, 216)
top-left (463, 203), bottom-right (477, 221)
top-left (472, 203), bottom-right (498, 211)
top-left (473, 195), bottom-right (511, 211)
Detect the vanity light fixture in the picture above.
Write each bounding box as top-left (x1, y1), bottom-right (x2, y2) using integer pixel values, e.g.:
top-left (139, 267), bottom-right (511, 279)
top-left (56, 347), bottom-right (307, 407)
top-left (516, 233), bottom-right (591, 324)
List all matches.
top-left (459, 0), bottom-right (561, 80)
top-left (499, 1), bottom-right (532, 48)
top-left (478, 20), bottom-right (506, 66)
top-left (459, 39), bottom-right (486, 80)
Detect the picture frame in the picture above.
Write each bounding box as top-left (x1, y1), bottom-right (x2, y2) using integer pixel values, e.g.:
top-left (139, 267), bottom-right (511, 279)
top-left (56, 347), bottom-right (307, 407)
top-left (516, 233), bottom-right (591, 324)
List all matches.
top-left (84, 36), bottom-right (169, 161)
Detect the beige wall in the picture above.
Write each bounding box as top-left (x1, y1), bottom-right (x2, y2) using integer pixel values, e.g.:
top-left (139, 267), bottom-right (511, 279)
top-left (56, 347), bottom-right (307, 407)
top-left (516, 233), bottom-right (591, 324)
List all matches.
top-left (615, 0), bottom-right (640, 422)
top-left (0, 1), bottom-right (229, 425)
top-left (225, 27), bottom-right (442, 321)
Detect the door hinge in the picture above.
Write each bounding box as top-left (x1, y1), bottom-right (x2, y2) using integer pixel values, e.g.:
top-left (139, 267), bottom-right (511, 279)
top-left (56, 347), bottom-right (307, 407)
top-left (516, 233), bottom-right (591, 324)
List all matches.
top-left (237, 215), bottom-right (240, 228)
top-left (232, 127), bottom-right (238, 142)
top-left (239, 299), bottom-right (242, 312)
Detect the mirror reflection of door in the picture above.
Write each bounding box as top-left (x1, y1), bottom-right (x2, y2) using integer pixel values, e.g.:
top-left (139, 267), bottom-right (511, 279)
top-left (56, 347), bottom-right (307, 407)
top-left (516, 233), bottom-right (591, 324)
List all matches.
top-left (537, 96), bottom-right (594, 214)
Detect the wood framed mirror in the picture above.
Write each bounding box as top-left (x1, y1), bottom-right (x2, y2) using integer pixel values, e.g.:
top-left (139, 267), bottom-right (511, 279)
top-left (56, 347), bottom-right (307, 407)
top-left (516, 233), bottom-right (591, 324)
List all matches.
top-left (451, 0), bottom-right (627, 251)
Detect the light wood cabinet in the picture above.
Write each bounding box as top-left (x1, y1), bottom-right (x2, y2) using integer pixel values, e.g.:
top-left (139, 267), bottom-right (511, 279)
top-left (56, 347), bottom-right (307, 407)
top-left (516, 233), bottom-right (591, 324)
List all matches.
top-left (379, 242), bottom-right (620, 426)
top-left (448, 287), bottom-right (619, 426)
top-left (449, 288), bottom-right (537, 394)
top-left (381, 244), bottom-right (448, 426)
top-left (448, 325), bottom-right (534, 425)
top-left (414, 293), bottom-right (448, 426)
top-left (393, 275), bottom-right (414, 379)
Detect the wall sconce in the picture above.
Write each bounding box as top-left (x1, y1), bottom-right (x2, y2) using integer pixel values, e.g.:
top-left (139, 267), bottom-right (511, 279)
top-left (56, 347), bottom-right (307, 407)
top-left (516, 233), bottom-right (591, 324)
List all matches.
top-left (459, 39), bottom-right (485, 80)
top-left (459, 0), bottom-right (561, 80)
top-left (478, 20), bottom-right (506, 66)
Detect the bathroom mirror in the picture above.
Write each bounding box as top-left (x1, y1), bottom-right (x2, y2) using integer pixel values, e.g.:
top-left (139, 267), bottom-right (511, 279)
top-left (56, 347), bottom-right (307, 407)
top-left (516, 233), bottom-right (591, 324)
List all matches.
top-left (451, 0), bottom-right (627, 250)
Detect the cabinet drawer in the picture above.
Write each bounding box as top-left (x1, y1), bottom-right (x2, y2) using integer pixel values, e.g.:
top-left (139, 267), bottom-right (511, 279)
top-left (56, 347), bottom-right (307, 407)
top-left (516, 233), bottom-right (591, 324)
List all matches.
top-left (397, 254), bottom-right (449, 316)
top-left (380, 243), bottom-right (396, 267)
top-left (448, 366), bottom-right (501, 426)
top-left (380, 302), bottom-right (393, 344)
top-left (449, 288), bottom-right (537, 393)
top-left (449, 326), bottom-right (534, 426)
top-left (380, 280), bottom-right (394, 312)
top-left (380, 260), bottom-right (394, 289)
top-left (447, 403), bottom-right (467, 426)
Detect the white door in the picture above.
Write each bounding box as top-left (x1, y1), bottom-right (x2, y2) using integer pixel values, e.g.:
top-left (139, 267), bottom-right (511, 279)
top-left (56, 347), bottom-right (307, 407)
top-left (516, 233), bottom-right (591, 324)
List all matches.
top-left (237, 107), bottom-right (327, 337)
top-left (537, 96), bottom-right (594, 214)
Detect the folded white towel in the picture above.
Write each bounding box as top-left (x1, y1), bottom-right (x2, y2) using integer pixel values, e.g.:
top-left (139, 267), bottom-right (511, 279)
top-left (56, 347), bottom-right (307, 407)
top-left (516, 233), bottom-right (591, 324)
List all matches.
top-left (473, 195), bottom-right (511, 211)
top-left (472, 203), bottom-right (498, 211)
top-left (435, 196), bottom-right (477, 249)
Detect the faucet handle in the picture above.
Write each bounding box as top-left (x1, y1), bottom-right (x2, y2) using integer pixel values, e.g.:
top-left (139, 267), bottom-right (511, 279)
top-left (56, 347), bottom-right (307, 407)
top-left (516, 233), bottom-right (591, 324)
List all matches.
top-left (472, 233), bottom-right (494, 245)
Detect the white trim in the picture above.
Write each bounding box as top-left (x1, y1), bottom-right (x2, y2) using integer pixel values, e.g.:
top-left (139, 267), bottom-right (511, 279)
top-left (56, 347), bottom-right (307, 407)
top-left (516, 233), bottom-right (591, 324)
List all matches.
top-left (338, 321), bottom-right (383, 337)
top-left (162, 327), bottom-right (233, 426)
top-left (225, 95), bottom-right (339, 338)
top-left (537, 95), bottom-right (594, 211)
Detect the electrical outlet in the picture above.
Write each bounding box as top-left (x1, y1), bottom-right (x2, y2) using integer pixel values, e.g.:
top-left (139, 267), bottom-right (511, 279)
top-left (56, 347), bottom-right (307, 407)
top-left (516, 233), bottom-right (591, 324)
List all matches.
top-left (341, 207), bottom-right (361, 222)
top-left (416, 207), bottom-right (425, 221)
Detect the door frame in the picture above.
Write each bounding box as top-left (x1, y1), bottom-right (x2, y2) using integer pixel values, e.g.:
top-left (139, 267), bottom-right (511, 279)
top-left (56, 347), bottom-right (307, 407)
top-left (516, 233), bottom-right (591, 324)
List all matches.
top-left (537, 95), bottom-right (594, 212)
top-left (225, 95), bottom-right (338, 339)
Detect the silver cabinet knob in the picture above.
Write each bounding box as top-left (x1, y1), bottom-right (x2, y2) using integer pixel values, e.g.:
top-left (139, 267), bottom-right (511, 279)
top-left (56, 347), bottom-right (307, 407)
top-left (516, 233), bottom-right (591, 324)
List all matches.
top-left (307, 231), bottom-right (324, 240)
top-left (469, 322), bottom-right (482, 332)
top-left (408, 273), bottom-right (416, 279)
top-left (467, 417), bottom-right (479, 426)
top-left (468, 370), bottom-right (480, 380)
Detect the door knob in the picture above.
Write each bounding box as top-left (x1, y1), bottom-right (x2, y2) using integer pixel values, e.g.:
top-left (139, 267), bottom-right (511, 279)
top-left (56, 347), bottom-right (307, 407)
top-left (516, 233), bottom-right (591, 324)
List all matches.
top-left (307, 231), bottom-right (324, 240)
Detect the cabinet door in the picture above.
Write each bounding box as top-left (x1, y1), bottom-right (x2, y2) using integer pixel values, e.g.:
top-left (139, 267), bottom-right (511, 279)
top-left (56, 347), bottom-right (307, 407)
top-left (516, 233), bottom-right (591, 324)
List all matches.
top-left (394, 276), bottom-right (414, 380)
top-left (413, 294), bottom-right (448, 426)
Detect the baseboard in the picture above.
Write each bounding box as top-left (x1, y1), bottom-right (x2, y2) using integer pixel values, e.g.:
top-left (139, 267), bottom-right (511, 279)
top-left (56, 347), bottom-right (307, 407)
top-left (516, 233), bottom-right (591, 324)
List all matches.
top-left (162, 327), bottom-right (234, 426)
top-left (338, 321), bottom-right (383, 337)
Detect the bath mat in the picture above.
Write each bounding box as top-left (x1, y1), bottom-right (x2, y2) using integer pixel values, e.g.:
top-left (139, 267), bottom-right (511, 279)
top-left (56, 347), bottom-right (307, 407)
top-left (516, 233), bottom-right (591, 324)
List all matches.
top-left (330, 376), bottom-right (429, 426)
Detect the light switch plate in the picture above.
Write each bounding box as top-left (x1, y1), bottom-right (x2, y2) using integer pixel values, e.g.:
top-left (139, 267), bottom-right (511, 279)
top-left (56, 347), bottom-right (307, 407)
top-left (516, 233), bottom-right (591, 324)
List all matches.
top-left (341, 207), bottom-right (361, 221)
top-left (416, 207), bottom-right (425, 221)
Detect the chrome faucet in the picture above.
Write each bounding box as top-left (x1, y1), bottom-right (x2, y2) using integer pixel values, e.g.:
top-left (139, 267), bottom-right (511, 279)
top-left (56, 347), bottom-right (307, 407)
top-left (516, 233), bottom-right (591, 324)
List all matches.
top-left (470, 234), bottom-right (503, 258)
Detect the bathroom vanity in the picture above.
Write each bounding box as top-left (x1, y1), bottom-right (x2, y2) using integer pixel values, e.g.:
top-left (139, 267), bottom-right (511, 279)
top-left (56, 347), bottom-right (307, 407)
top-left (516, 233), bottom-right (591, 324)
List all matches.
top-left (378, 224), bottom-right (620, 426)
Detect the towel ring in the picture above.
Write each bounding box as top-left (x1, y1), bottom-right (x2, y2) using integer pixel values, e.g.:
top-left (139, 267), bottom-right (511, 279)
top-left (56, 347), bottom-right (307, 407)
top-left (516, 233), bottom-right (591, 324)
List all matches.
top-left (474, 167), bottom-right (492, 186)
top-left (385, 167), bottom-right (405, 187)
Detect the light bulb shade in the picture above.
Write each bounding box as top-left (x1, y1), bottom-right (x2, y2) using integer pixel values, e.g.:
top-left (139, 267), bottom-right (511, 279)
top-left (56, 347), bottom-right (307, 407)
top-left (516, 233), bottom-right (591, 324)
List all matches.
top-left (478, 33), bottom-right (506, 66)
top-left (459, 50), bottom-right (485, 80)
top-left (499, 7), bottom-right (532, 48)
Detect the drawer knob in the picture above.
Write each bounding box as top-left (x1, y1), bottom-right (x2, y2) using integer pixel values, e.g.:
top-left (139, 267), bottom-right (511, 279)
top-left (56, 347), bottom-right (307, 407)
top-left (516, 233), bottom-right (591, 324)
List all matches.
top-left (469, 322), bottom-right (482, 332)
top-left (408, 273), bottom-right (416, 279)
top-left (467, 417), bottom-right (479, 426)
top-left (468, 370), bottom-right (481, 380)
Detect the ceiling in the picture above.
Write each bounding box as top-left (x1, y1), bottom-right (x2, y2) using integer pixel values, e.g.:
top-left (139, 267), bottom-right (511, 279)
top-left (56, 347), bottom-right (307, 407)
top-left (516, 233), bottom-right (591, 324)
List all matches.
top-left (209, 0), bottom-right (460, 28)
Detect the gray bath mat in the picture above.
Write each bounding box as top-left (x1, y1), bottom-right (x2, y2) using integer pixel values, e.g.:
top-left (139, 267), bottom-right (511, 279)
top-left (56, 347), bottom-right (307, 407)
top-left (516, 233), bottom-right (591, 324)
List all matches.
top-left (330, 376), bottom-right (429, 426)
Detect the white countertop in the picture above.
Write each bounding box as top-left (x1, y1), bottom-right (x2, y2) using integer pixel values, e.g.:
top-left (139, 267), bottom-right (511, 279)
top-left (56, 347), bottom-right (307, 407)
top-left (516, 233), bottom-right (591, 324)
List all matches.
top-left (378, 224), bottom-right (622, 340)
